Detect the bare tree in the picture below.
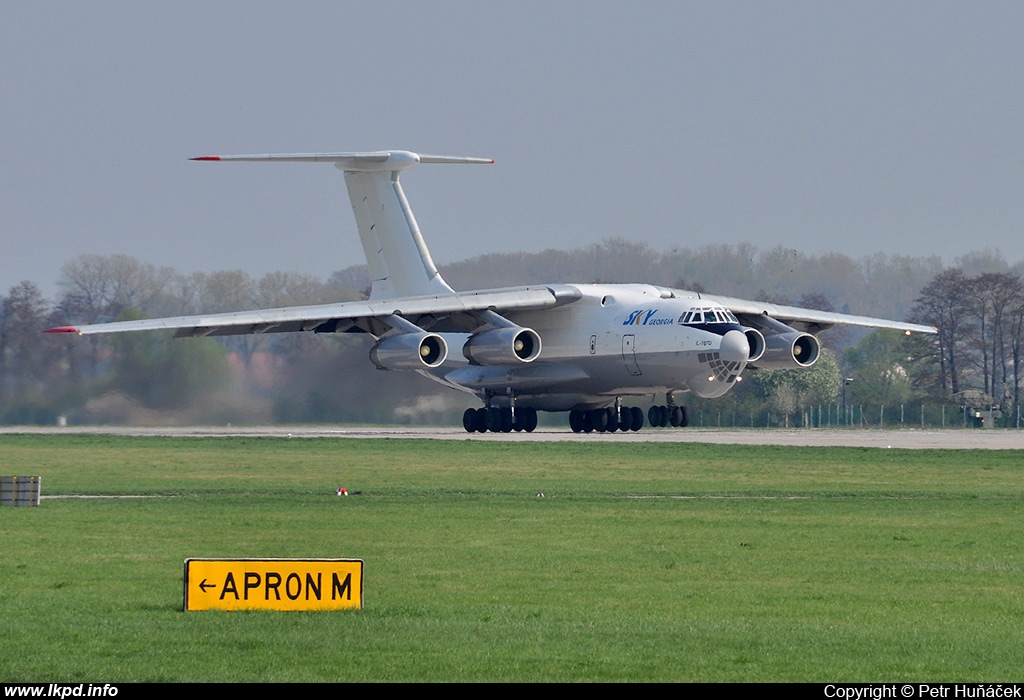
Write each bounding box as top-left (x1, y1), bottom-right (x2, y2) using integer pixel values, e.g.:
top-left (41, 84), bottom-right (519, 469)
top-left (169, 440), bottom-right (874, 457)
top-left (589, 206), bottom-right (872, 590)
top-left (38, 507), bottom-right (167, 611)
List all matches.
top-left (911, 268), bottom-right (977, 396)
top-left (57, 254), bottom-right (183, 321)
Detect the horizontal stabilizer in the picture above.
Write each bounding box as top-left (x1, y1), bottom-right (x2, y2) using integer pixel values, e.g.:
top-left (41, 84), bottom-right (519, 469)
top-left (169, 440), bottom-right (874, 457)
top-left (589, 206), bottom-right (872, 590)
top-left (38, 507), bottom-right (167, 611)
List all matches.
top-left (190, 149), bottom-right (493, 298)
top-left (190, 150), bottom-right (493, 173)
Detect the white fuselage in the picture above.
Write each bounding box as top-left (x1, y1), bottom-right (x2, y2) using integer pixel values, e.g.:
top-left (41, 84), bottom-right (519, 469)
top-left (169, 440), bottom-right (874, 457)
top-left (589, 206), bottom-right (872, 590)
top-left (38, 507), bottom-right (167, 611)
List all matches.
top-left (427, 284), bottom-right (750, 411)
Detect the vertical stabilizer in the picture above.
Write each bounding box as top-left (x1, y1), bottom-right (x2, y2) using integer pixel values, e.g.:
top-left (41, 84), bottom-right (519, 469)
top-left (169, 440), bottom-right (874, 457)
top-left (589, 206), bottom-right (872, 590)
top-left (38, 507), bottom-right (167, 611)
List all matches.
top-left (190, 150), bottom-right (493, 300)
top-left (344, 168), bottom-right (453, 299)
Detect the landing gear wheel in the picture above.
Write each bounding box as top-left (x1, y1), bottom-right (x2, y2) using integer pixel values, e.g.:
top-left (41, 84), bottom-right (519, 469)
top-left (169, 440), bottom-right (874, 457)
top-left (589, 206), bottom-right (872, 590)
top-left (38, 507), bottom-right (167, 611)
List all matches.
top-left (649, 405), bottom-right (668, 428)
top-left (617, 408), bottom-right (633, 432)
top-left (582, 411), bottom-right (595, 433)
top-left (484, 407), bottom-right (503, 432)
top-left (569, 409), bottom-right (585, 433)
top-left (522, 408), bottom-right (538, 433)
top-left (630, 406), bottom-right (644, 431)
top-left (462, 408), bottom-right (478, 433)
top-left (603, 408), bottom-right (617, 432)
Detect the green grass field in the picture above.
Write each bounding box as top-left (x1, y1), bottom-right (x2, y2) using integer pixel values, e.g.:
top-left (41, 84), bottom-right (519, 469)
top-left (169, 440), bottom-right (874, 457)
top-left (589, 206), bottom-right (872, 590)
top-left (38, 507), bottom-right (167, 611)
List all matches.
top-left (1, 434), bottom-right (1022, 681)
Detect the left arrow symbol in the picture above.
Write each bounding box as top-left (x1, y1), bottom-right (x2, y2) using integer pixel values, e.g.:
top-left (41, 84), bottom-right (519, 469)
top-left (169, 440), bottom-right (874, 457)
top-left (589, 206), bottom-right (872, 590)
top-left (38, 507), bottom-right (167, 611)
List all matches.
top-left (199, 579), bottom-right (215, 593)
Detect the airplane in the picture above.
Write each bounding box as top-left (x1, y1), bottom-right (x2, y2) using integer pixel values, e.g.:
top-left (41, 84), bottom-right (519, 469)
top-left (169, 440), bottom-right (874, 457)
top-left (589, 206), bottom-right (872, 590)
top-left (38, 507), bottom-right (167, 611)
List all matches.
top-left (46, 150), bottom-right (937, 434)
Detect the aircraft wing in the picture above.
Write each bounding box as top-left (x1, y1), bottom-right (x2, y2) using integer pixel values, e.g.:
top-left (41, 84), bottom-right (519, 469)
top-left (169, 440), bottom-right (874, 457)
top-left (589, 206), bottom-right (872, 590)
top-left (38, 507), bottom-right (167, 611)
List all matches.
top-left (707, 294), bottom-right (937, 335)
top-left (45, 285), bottom-right (583, 338)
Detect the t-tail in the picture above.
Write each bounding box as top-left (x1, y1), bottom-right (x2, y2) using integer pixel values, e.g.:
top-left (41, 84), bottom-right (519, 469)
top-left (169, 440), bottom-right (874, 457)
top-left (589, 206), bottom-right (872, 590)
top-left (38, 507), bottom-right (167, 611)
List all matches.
top-left (191, 150), bottom-right (493, 299)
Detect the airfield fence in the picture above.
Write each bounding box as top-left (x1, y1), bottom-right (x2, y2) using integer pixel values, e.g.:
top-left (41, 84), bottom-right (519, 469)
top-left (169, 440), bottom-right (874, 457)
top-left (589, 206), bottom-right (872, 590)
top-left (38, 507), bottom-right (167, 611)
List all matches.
top-left (691, 403), bottom-right (1024, 430)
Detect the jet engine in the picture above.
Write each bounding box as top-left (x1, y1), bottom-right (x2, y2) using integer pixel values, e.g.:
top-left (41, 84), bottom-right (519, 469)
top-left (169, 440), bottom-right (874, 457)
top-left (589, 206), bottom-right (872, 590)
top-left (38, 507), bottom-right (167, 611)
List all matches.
top-left (370, 332), bottom-right (448, 370)
top-left (743, 328), bottom-right (766, 363)
top-left (749, 331), bottom-right (820, 369)
top-left (462, 327), bottom-right (542, 365)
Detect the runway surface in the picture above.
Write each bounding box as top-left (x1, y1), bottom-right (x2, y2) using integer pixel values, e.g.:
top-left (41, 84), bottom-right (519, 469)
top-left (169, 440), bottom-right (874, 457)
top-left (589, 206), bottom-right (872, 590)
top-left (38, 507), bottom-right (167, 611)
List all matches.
top-left (2, 425), bottom-right (1022, 449)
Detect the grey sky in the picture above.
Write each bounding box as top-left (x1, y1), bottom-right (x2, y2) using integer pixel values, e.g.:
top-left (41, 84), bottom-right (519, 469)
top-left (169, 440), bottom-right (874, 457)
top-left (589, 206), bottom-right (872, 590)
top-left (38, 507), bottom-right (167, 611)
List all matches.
top-left (2, 2), bottom-right (1022, 298)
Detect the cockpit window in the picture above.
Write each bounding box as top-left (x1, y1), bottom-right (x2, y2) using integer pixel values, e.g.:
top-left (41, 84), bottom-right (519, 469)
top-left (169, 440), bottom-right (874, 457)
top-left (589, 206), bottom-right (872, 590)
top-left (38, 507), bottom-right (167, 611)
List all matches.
top-left (680, 307), bottom-right (738, 325)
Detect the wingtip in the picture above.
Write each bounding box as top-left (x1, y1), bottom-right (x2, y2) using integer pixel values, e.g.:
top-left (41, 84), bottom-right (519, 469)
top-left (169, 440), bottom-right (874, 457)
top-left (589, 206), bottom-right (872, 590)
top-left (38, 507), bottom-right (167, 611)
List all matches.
top-left (44, 326), bottom-right (81, 335)
top-left (190, 156), bottom-right (221, 161)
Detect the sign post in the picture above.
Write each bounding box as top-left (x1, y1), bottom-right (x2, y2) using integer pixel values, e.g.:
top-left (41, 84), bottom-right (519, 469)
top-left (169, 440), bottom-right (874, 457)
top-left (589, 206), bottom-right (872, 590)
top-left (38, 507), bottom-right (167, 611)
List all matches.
top-left (0, 476), bottom-right (41, 507)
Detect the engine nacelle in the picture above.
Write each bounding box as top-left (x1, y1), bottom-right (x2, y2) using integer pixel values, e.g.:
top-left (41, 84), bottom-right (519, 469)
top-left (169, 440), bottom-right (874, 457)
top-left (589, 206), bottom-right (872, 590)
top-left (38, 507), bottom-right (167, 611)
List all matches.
top-left (743, 328), bottom-right (766, 363)
top-left (462, 327), bottom-right (542, 365)
top-left (750, 331), bottom-right (820, 369)
top-left (370, 332), bottom-right (448, 370)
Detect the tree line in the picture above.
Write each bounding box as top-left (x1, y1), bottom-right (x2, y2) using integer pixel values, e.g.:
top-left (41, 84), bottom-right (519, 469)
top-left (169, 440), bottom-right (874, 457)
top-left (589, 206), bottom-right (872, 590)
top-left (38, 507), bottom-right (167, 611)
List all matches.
top-left (1, 243), bottom-right (1021, 426)
top-left (909, 269), bottom-right (1024, 415)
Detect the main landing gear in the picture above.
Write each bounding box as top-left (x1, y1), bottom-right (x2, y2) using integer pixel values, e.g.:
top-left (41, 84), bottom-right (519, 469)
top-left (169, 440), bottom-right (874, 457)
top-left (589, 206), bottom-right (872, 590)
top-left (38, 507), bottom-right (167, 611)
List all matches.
top-left (569, 403), bottom-right (689, 432)
top-left (647, 404), bottom-right (689, 428)
top-left (462, 406), bottom-right (538, 433)
top-left (568, 406), bottom-right (644, 433)
top-left (461, 402), bottom-right (690, 434)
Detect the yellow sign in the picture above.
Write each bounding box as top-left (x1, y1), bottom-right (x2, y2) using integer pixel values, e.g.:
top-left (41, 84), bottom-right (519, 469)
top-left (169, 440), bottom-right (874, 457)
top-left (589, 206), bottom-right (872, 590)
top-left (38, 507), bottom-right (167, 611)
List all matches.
top-left (184, 558), bottom-right (363, 611)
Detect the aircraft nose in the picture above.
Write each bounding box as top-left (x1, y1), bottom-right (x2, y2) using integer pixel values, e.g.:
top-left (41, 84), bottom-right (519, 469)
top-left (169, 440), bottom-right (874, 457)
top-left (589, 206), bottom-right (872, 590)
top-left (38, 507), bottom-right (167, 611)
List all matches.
top-left (720, 330), bottom-right (749, 364)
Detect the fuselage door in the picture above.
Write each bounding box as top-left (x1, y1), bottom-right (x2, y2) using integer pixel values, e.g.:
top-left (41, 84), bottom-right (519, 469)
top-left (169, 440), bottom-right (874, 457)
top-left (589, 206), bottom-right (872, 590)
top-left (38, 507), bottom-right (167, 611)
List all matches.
top-left (622, 334), bottom-right (641, 376)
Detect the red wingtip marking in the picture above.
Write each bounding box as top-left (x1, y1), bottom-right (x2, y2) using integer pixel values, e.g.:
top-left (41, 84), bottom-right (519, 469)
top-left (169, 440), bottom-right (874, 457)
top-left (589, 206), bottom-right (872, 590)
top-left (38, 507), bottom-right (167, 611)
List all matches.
top-left (190, 156), bottom-right (221, 161)
top-left (44, 326), bottom-right (80, 334)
